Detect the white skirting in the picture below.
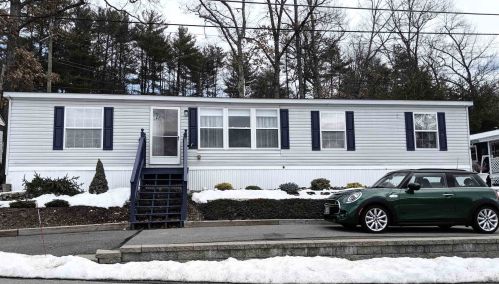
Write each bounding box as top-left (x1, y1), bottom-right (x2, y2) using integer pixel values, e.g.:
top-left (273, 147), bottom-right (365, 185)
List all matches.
top-left (6, 165), bottom-right (470, 192)
top-left (188, 165), bottom-right (470, 191)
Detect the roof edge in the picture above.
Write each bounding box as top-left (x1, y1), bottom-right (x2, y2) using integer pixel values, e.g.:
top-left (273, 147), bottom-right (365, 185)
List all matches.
top-left (4, 92), bottom-right (474, 107)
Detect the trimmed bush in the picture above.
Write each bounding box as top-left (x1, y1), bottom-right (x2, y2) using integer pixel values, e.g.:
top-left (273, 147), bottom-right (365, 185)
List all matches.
top-left (197, 199), bottom-right (328, 220)
top-left (311, 178), bottom-right (330, 191)
top-left (346, 182), bottom-right (364, 189)
top-left (23, 173), bottom-right (83, 197)
top-left (45, 199), bottom-right (70, 208)
top-left (9, 200), bottom-right (36, 208)
top-left (245, 185), bottom-right (262, 190)
top-left (89, 159), bottom-right (109, 194)
top-left (279, 182), bottom-right (300, 195)
top-left (215, 182), bottom-right (233, 191)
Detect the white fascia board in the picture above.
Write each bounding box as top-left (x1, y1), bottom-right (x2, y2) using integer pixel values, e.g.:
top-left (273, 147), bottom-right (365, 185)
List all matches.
top-left (4, 92), bottom-right (474, 107)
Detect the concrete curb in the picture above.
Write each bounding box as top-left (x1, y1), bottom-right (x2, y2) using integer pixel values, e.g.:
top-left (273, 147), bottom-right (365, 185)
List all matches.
top-left (185, 219), bottom-right (328, 227)
top-left (0, 222), bottom-right (128, 237)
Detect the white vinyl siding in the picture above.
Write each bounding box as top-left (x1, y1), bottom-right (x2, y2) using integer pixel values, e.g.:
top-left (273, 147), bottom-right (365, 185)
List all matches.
top-left (414, 113), bottom-right (438, 149)
top-left (64, 107), bottom-right (103, 149)
top-left (320, 112), bottom-right (346, 149)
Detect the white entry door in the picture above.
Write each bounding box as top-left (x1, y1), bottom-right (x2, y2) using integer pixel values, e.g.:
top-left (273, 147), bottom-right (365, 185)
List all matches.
top-left (150, 107), bottom-right (180, 164)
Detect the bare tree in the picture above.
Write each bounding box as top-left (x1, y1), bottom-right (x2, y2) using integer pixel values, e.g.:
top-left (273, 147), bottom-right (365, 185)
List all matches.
top-left (347, 0), bottom-right (391, 98)
top-left (432, 14), bottom-right (497, 98)
top-left (192, 0), bottom-right (248, 98)
top-left (250, 0), bottom-right (319, 99)
top-left (386, 0), bottom-right (447, 67)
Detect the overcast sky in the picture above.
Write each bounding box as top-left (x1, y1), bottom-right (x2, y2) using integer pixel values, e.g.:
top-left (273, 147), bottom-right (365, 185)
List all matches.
top-left (106, 0), bottom-right (499, 51)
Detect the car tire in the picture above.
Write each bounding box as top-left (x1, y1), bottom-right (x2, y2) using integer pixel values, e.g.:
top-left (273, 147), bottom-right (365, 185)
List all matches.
top-left (438, 225), bottom-right (453, 230)
top-left (360, 205), bottom-right (390, 233)
top-left (472, 206), bottom-right (499, 234)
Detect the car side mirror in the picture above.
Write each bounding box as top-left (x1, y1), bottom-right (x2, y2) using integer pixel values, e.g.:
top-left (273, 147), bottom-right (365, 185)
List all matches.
top-left (406, 183), bottom-right (421, 193)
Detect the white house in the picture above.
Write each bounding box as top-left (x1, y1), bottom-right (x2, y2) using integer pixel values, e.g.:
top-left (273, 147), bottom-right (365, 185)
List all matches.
top-left (4, 92), bottom-right (473, 192)
top-left (470, 129), bottom-right (499, 185)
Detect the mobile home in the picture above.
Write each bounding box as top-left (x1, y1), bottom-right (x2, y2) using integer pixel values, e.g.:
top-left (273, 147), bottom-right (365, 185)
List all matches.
top-left (4, 92), bottom-right (473, 192)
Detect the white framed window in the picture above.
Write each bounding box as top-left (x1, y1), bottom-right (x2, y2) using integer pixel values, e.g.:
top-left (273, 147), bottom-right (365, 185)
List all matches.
top-left (64, 107), bottom-right (103, 149)
top-left (414, 113), bottom-right (438, 149)
top-left (256, 109), bottom-right (279, 148)
top-left (198, 108), bottom-right (280, 150)
top-left (228, 109), bottom-right (251, 148)
top-left (320, 112), bottom-right (346, 149)
top-left (199, 108), bottom-right (224, 148)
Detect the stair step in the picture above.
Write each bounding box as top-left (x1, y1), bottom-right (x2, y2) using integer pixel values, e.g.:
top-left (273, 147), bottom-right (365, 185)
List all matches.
top-left (135, 212), bottom-right (181, 216)
top-left (136, 205), bottom-right (181, 208)
top-left (131, 220), bottom-right (182, 224)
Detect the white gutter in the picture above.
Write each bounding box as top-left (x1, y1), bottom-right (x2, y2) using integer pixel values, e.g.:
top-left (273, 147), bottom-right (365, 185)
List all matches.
top-left (4, 92), bottom-right (474, 107)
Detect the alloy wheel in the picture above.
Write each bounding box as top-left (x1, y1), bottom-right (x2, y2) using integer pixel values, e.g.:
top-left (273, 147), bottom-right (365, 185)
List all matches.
top-left (364, 207), bottom-right (388, 232)
top-left (477, 208), bottom-right (498, 232)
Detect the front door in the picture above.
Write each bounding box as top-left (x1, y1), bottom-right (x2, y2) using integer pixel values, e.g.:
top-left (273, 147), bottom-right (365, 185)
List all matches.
top-left (150, 107), bottom-right (180, 165)
top-left (393, 172), bottom-right (456, 223)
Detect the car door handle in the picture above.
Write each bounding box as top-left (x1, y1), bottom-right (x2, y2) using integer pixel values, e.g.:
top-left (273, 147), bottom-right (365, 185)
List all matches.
top-left (442, 193), bottom-right (454, 197)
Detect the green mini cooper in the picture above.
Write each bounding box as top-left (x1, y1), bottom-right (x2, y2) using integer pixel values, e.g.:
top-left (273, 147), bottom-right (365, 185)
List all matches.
top-left (324, 169), bottom-right (499, 233)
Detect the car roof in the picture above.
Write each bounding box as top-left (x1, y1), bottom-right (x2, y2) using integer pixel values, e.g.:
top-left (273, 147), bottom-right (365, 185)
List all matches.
top-left (390, 169), bottom-right (475, 174)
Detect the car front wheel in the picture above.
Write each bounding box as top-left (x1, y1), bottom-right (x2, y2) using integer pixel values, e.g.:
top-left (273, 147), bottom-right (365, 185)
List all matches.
top-left (360, 206), bottom-right (390, 233)
top-left (472, 206), bottom-right (499, 234)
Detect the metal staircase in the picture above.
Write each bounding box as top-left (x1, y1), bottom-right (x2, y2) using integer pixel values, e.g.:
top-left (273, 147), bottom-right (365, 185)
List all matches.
top-left (129, 129), bottom-right (188, 229)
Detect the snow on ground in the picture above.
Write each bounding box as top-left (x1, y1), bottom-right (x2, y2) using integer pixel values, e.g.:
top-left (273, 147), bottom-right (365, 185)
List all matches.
top-left (191, 188), bottom-right (357, 203)
top-left (0, 187), bottom-right (129, 209)
top-left (1, 252), bottom-right (499, 283)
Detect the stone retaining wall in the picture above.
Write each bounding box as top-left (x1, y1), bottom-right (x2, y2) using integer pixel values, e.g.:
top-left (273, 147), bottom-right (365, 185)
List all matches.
top-left (97, 236), bottom-right (499, 264)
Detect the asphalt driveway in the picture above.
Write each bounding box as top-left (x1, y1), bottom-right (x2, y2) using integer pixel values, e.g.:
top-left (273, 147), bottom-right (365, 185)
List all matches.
top-left (0, 230), bottom-right (138, 256)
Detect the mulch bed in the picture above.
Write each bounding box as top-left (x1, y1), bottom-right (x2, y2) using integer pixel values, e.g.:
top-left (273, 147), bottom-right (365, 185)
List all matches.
top-left (0, 206), bottom-right (128, 230)
top-left (194, 199), bottom-right (328, 220)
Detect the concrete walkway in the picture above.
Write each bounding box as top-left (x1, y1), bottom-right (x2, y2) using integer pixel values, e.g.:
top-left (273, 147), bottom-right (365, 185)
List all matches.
top-left (125, 223), bottom-right (494, 246)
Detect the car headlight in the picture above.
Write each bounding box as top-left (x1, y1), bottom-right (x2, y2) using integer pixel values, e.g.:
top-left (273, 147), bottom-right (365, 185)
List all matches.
top-left (345, 192), bottom-right (362, 203)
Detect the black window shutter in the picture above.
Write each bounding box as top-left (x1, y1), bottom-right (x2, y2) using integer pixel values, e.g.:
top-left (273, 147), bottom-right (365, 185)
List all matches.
top-left (53, 106), bottom-right (64, 150)
top-left (405, 112), bottom-right (415, 151)
top-left (188, 107), bottom-right (198, 149)
top-left (103, 107), bottom-right (114, 150)
top-left (437, 112), bottom-right (447, 151)
top-left (280, 109), bottom-right (290, 149)
top-left (311, 111), bottom-right (320, 151)
top-left (346, 111), bottom-right (355, 151)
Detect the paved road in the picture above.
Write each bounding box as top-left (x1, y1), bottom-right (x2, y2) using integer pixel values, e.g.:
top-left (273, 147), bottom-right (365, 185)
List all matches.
top-left (0, 230), bottom-right (138, 256)
top-left (126, 223), bottom-right (497, 246)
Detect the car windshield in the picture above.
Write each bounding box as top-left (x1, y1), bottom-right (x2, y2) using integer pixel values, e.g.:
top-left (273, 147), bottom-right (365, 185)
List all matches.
top-left (372, 172), bottom-right (408, 188)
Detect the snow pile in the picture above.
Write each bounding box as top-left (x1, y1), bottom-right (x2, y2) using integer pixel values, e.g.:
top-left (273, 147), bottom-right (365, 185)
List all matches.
top-left (192, 188), bottom-right (357, 203)
top-left (1, 252), bottom-right (499, 283)
top-left (0, 187), bottom-right (129, 209)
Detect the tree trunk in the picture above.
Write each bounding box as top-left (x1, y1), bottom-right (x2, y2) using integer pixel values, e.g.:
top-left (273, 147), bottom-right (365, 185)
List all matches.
top-left (310, 10), bottom-right (320, 99)
top-left (294, 0), bottom-right (305, 99)
top-left (236, 43), bottom-right (246, 98)
top-left (0, 0), bottom-right (21, 183)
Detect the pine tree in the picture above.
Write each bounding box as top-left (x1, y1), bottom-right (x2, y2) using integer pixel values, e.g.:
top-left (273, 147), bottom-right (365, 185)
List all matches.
top-left (89, 159), bottom-right (109, 194)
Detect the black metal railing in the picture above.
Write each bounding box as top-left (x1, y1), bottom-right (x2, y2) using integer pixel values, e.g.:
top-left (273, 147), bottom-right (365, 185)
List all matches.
top-left (130, 129), bottom-right (146, 224)
top-left (181, 129), bottom-right (188, 222)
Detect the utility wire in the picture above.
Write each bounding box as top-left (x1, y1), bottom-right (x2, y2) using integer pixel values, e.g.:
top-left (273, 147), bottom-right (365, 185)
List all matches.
top-left (216, 0), bottom-right (499, 17)
top-left (1, 13), bottom-right (499, 36)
